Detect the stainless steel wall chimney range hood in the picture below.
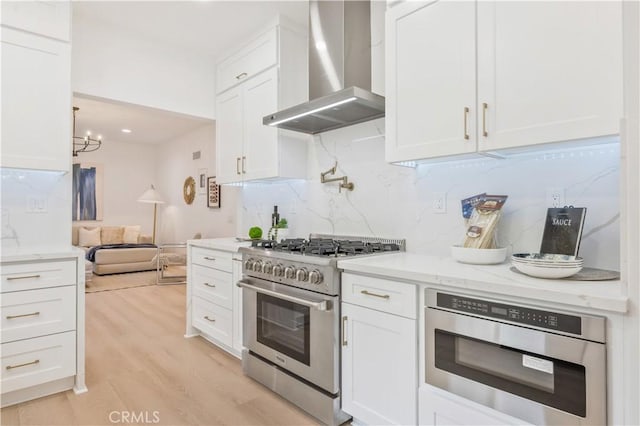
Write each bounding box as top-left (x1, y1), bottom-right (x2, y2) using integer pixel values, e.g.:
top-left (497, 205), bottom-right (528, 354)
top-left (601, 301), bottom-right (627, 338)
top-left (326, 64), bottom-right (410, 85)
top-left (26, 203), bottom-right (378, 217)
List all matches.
top-left (263, 0), bottom-right (384, 135)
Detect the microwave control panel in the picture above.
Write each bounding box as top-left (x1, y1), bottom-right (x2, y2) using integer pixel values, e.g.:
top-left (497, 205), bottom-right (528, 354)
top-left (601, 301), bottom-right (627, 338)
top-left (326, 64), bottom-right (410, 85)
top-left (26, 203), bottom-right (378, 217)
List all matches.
top-left (436, 292), bottom-right (582, 335)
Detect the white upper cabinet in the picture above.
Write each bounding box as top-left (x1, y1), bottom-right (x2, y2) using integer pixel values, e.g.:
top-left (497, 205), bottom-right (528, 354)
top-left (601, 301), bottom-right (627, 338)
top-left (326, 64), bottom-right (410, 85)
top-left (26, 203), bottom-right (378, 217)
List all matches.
top-left (1, 1), bottom-right (71, 41)
top-left (477, 1), bottom-right (622, 152)
top-left (216, 28), bottom-right (278, 94)
top-left (215, 21), bottom-right (308, 185)
top-left (385, 0), bottom-right (623, 163)
top-left (386, 1), bottom-right (477, 163)
top-left (1, 27), bottom-right (71, 172)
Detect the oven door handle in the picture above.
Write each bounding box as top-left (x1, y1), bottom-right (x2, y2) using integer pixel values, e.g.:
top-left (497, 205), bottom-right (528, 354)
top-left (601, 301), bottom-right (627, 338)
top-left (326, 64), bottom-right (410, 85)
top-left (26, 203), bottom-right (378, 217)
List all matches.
top-left (237, 280), bottom-right (329, 311)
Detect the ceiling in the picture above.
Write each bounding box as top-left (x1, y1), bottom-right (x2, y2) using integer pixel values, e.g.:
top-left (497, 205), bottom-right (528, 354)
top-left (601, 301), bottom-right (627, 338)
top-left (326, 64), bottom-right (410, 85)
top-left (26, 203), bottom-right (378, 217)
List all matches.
top-left (71, 1), bottom-right (310, 146)
top-left (72, 96), bottom-right (213, 145)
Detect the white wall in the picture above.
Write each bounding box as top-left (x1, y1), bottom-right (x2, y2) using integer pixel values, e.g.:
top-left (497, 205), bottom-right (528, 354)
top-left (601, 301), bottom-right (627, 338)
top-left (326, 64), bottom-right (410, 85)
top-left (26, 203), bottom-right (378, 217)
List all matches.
top-left (71, 17), bottom-right (216, 119)
top-left (1, 170), bottom-right (72, 251)
top-left (72, 140), bottom-right (158, 237)
top-left (240, 119), bottom-right (621, 271)
top-left (156, 123), bottom-right (238, 243)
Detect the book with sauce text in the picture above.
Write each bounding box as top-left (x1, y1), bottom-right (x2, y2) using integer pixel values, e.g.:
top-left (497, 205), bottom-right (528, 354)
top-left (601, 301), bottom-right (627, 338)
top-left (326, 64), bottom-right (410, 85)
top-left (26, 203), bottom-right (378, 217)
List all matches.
top-left (539, 207), bottom-right (587, 257)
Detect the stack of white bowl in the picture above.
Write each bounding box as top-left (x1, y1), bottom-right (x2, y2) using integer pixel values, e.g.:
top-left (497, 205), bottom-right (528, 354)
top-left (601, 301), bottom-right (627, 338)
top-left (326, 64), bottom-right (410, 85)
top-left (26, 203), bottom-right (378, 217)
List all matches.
top-left (511, 253), bottom-right (583, 279)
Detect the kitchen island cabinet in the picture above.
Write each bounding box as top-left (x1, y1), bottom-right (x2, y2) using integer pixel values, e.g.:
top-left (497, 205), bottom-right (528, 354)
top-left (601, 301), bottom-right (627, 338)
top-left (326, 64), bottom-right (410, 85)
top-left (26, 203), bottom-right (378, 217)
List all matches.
top-left (185, 238), bottom-right (249, 358)
top-left (215, 19), bottom-right (308, 185)
top-left (341, 273), bottom-right (417, 425)
top-left (385, 0), bottom-right (622, 163)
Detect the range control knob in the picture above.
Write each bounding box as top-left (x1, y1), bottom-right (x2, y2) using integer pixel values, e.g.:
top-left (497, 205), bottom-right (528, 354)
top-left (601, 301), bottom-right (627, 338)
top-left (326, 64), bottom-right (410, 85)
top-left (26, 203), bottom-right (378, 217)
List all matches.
top-left (284, 266), bottom-right (296, 279)
top-left (262, 262), bottom-right (273, 274)
top-left (252, 260), bottom-right (263, 272)
top-left (272, 264), bottom-right (284, 277)
top-left (309, 270), bottom-right (323, 284)
top-left (296, 268), bottom-right (308, 282)
top-left (244, 258), bottom-right (255, 270)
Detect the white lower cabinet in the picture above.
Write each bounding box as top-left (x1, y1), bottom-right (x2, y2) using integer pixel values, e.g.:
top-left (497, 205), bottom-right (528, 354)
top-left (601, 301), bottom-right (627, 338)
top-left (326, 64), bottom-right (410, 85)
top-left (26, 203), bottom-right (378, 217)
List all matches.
top-left (341, 273), bottom-right (417, 425)
top-left (232, 258), bottom-right (243, 355)
top-left (186, 243), bottom-right (244, 358)
top-left (419, 385), bottom-right (530, 426)
top-left (1, 255), bottom-right (85, 407)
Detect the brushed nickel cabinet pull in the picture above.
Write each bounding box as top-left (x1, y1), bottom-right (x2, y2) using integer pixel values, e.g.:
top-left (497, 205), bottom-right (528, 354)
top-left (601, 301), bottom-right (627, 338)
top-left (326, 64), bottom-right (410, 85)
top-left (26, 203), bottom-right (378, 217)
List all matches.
top-left (464, 107), bottom-right (470, 140)
top-left (342, 316), bottom-right (348, 346)
top-left (6, 274), bottom-right (41, 281)
top-left (361, 290), bottom-right (390, 299)
top-left (242, 156), bottom-right (246, 174)
top-left (482, 102), bottom-right (488, 137)
top-left (204, 282), bottom-right (216, 288)
top-left (203, 257), bottom-right (216, 261)
top-left (235, 72), bottom-right (248, 80)
top-left (6, 311), bottom-right (40, 320)
top-left (6, 359), bottom-right (40, 370)
top-left (204, 316), bottom-right (216, 322)
top-left (236, 157), bottom-right (241, 175)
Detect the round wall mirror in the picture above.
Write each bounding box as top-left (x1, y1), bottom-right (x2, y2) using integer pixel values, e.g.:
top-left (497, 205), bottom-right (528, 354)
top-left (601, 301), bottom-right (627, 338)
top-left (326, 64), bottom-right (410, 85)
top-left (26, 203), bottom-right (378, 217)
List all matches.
top-left (183, 176), bottom-right (196, 205)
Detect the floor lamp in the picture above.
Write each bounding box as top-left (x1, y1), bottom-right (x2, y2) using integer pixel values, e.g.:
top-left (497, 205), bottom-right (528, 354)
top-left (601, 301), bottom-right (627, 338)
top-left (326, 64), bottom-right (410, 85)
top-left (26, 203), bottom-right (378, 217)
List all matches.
top-left (137, 185), bottom-right (165, 244)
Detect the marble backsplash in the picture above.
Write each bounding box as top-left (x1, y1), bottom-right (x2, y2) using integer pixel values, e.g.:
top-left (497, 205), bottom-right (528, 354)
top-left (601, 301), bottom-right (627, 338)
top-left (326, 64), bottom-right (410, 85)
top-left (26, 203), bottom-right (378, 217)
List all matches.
top-left (1, 169), bottom-right (72, 252)
top-left (239, 119), bottom-right (620, 271)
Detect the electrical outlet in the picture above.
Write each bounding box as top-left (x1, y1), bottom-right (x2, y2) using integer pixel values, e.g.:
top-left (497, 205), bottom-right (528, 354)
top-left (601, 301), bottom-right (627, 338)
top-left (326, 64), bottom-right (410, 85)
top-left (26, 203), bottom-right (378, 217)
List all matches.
top-left (433, 192), bottom-right (447, 214)
top-left (26, 196), bottom-right (47, 213)
top-left (546, 188), bottom-right (565, 208)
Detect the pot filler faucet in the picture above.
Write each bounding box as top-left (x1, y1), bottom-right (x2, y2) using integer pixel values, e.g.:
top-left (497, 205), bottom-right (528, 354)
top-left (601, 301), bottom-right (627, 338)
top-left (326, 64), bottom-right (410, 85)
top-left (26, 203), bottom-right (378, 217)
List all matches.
top-left (320, 162), bottom-right (354, 192)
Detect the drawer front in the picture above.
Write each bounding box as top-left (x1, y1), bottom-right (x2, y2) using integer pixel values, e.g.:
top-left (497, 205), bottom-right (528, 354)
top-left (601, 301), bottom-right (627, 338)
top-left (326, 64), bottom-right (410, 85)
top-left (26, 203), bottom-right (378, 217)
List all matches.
top-left (192, 265), bottom-right (233, 309)
top-left (1, 331), bottom-right (76, 394)
top-left (1, 260), bottom-right (76, 293)
top-left (191, 247), bottom-right (232, 272)
top-left (216, 27), bottom-right (277, 93)
top-left (1, 286), bottom-right (76, 344)
top-left (192, 296), bottom-right (233, 347)
top-left (342, 273), bottom-right (417, 319)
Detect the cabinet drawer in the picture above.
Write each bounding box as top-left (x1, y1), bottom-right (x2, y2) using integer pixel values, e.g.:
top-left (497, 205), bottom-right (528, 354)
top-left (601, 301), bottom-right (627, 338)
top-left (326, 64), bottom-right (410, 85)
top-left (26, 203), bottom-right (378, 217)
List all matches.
top-left (216, 27), bottom-right (277, 93)
top-left (192, 265), bottom-right (233, 309)
top-left (342, 273), bottom-right (417, 319)
top-left (1, 286), bottom-right (76, 344)
top-left (1, 331), bottom-right (76, 394)
top-left (192, 296), bottom-right (233, 347)
top-left (191, 247), bottom-right (233, 272)
top-left (1, 259), bottom-right (76, 293)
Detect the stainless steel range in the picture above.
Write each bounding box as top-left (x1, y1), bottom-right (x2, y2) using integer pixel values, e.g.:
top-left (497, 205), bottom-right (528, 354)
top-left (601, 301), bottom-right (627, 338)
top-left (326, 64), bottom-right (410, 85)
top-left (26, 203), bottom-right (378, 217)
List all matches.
top-left (237, 235), bottom-right (405, 426)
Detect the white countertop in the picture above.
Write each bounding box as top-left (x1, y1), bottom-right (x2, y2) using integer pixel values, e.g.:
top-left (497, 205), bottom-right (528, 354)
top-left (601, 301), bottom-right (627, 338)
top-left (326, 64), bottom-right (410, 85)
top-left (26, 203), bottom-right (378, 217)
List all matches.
top-left (1, 245), bottom-right (85, 263)
top-left (187, 237), bottom-right (251, 253)
top-left (338, 253), bottom-right (627, 313)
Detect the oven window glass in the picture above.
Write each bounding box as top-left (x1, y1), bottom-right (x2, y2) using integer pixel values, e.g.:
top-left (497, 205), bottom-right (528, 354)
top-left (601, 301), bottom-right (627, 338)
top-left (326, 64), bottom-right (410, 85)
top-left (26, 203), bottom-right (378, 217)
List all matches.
top-left (257, 293), bottom-right (310, 365)
top-left (435, 329), bottom-right (586, 417)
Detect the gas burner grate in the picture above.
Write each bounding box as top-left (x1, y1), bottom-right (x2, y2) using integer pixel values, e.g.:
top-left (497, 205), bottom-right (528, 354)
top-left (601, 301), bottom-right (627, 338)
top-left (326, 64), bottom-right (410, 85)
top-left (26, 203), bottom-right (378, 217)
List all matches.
top-left (251, 239), bottom-right (277, 249)
top-left (275, 238), bottom-right (307, 252)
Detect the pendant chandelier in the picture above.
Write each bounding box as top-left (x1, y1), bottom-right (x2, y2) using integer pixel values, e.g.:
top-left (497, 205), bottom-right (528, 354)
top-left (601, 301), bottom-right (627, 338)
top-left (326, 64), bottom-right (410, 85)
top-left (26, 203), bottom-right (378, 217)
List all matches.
top-left (72, 106), bottom-right (102, 156)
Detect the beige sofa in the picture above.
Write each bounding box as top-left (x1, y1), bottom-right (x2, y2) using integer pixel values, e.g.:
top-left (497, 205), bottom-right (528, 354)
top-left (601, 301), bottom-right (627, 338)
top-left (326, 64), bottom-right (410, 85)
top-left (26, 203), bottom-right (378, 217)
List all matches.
top-left (72, 225), bottom-right (157, 275)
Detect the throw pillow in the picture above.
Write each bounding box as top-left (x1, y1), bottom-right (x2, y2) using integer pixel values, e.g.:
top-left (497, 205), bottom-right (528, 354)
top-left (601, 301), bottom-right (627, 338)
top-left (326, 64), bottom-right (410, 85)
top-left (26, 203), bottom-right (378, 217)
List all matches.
top-left (123, 225), bottom-right (141, 244)
top-left (78, 227), bottom-right (101, 247)
top-left (101, 226), bottom-right (124, 244)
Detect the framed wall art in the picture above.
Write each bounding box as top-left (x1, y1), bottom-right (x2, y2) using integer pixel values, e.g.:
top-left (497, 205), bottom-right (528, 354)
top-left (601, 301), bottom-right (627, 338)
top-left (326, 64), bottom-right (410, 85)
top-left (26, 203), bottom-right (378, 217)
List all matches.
top-left (207, 177), bottom-right (220, 208)
top-left (72, 162), bottom-right (104, 221)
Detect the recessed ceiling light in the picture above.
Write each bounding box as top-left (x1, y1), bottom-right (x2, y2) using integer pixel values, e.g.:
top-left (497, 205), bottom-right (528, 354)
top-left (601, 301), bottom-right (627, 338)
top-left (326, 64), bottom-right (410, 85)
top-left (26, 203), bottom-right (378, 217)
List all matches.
top-left (121, 128), bottom-right (132, 133)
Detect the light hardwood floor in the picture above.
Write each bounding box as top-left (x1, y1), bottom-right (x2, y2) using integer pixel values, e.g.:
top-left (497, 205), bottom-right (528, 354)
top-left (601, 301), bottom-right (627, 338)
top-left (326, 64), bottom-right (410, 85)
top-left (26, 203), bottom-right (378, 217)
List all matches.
top-left (1, 284), bottom-right (319, 426)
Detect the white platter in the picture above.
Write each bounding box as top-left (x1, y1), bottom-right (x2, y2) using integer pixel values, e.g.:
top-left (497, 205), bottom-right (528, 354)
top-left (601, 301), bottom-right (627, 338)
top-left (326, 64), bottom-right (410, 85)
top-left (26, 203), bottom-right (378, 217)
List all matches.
top-left (512, 262), bottom-right (582, 279)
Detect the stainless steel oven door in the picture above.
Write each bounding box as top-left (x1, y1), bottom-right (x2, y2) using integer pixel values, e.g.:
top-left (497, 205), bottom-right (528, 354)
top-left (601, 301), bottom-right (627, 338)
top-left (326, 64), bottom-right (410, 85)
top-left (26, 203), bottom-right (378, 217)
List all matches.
top-left (238, 277), bottom-right (340, 394)
top-left (426, 306), bottom-right (606, 425)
